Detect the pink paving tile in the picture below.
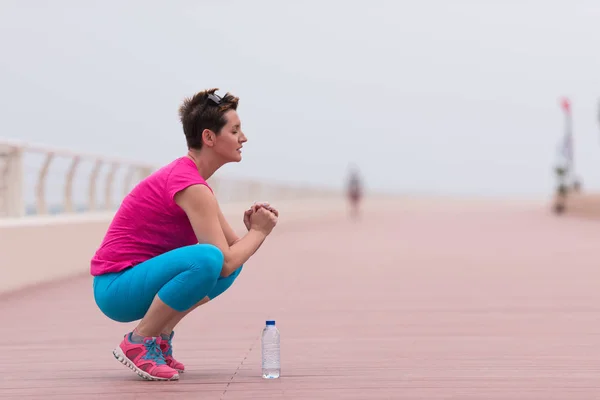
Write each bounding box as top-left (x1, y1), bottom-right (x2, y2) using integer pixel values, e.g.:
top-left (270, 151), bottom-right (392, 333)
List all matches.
top-left (1, 200), bottom-right (600, 399)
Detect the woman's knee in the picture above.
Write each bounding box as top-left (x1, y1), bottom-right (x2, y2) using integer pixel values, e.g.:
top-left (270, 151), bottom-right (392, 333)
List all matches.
top-left (207, 264), bottom-right (243, 300)
top-left (188, 244), bottom-right (224, 280)
top-left (226, 264), bottom-right (243, 279)
top-left (157, 245), bottom-right (226, 311)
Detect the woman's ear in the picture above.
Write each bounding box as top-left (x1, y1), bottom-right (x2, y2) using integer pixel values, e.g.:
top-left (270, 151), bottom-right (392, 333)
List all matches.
top-left (202, 129), bottom-right (216, 148)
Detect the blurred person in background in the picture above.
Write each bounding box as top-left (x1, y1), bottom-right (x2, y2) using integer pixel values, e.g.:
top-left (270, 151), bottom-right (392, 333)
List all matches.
top-left (347, 164), bottom-right (362, 219)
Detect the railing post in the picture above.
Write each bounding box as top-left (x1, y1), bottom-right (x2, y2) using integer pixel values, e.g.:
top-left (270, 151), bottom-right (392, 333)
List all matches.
top-left (64, 156), bottom-right (80, 213)
top-left (123, 166), bottom-right (136, 199)
top-left (36, 153), bottom-right (54, 215)
top-left (104, 163), bottom-right (119, 210)
top-left (89, 160), bottom-right (103, 212)
top-left (0, 144), bottom-right (25, 217)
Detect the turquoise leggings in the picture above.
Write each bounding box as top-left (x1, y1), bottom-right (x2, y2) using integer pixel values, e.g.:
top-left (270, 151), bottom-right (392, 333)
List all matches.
top-left (93, 244), bottom-right (242, 323)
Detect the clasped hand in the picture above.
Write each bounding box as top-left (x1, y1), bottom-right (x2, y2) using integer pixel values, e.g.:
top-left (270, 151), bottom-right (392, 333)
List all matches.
top-left (243, 201), bottom-right (279, 235)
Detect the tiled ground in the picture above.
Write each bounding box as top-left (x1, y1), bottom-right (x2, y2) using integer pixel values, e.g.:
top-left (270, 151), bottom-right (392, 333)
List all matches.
top-left (2, 200), bottom-right (600, 399)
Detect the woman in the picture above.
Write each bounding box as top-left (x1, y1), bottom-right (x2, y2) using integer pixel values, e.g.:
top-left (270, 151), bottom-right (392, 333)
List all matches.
top-left (90, 88), bottom-right (279, 381)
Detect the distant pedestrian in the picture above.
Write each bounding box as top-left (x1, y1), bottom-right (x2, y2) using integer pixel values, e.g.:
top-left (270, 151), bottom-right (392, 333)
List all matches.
top-left (347, 166), bottom-right (362, 219)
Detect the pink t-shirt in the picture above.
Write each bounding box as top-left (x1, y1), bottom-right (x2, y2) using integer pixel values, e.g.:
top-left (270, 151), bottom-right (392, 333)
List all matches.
top-left (90, 156), bottom-right (211, 276)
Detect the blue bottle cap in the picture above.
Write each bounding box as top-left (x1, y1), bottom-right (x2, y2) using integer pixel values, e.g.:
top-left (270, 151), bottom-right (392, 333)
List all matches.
top-left (266, 320), bottom-right (275, 325)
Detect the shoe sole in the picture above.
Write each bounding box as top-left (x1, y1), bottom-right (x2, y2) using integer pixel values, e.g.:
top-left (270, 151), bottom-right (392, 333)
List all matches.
top-left (113, 347), bottom-right (179, 381)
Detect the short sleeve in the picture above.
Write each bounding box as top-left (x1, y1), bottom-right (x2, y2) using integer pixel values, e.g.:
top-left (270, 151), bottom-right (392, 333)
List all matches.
top-left (166, 158), bottom-right (213, 202)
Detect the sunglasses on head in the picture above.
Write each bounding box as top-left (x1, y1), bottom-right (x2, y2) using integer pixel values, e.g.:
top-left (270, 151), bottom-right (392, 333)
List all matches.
top-left (207, 93), bottom-right (222, 106)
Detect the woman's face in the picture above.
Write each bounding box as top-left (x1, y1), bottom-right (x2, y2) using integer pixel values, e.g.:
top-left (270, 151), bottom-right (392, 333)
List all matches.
top-left (211, 110), bottom-right (247, 163)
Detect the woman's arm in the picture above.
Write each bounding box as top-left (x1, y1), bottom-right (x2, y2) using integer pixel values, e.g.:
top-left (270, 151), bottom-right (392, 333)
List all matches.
top-left (217, 204), bottom-right (241, 245)
top-left (175, 184), bottom-right (268, 277)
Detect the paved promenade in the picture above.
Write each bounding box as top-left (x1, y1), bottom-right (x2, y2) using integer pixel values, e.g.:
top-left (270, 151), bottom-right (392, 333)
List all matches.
top-left (1, 198), bottom-right (599, 399)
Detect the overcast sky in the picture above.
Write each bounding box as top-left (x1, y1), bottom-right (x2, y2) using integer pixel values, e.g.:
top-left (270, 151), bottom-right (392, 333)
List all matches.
top-left (1, 0), bottom-right (599, 200)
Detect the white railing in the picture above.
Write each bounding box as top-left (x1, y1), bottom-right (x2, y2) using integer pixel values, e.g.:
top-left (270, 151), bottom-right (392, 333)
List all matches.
top-left (0, 138), bottom-right (340, 218)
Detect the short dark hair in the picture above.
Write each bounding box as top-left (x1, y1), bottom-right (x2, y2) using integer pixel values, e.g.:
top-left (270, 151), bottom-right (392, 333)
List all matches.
top-left (178, 88), bottom-right (239, 150)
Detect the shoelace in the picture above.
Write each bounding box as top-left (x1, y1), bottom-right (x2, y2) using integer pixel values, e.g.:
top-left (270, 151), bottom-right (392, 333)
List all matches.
top-left (142, 338), bottom-right (167, 365)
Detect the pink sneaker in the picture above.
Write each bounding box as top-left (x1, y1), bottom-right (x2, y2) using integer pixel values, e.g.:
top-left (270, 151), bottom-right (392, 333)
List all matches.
top-left (112, 333), bottom-right (179, 381)
top-left (160, 331), bottom-right (185, 373)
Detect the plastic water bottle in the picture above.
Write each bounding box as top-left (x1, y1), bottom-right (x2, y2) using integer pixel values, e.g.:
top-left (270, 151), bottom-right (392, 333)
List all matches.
top-left (261, 320), bottom-right (280, 379)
